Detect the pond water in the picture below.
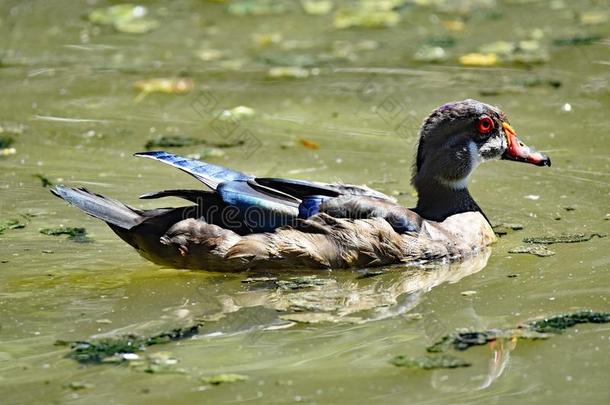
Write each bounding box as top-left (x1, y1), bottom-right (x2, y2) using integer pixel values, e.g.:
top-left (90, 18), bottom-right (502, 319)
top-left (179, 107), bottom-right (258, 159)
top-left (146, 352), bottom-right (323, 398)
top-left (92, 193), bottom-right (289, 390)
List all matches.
top-left (1, 0), bottom-right (609, 403)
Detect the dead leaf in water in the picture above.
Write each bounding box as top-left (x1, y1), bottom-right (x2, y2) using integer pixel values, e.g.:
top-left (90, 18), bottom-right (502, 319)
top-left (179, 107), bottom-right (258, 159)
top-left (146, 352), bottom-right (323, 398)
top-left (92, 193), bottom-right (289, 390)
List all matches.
top-left (298, 138), bottom-right (320, 150)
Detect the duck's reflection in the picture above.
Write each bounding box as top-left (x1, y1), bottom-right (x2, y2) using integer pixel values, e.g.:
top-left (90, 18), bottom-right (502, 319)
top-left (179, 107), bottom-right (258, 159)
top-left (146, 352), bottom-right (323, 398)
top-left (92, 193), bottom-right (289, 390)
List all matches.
top-left (198, 248), bottom-right (492, 325)
top-left (95, 248), bottom-right (514, 390)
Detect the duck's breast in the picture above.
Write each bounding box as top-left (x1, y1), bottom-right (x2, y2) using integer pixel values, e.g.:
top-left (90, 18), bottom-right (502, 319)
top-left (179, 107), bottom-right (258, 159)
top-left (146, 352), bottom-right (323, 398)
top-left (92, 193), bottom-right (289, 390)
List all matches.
top-left (418, 211), bottom-right (496, 258)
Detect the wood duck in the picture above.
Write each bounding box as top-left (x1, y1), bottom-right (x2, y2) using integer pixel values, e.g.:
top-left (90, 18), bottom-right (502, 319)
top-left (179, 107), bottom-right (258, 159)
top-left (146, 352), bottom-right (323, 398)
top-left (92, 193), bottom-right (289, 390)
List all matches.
top-left (51, 99), bottom-right (550, 271)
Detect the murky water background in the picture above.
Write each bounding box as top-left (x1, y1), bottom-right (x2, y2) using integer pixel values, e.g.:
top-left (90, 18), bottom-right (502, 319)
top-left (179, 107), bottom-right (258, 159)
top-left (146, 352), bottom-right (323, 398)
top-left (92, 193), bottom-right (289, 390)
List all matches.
top-left (1, 0), bottom-right (609, 403)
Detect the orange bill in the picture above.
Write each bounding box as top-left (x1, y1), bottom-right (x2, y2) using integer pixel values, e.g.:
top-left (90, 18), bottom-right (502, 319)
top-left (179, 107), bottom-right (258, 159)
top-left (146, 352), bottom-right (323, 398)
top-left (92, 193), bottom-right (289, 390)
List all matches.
top-left (501, 122), bottom-right (551, 167)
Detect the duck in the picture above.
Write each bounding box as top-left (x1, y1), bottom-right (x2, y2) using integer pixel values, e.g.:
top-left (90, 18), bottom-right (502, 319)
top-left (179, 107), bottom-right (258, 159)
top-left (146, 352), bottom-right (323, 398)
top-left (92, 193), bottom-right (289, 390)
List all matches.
top-left (51, 99), bottom-right (550, 271)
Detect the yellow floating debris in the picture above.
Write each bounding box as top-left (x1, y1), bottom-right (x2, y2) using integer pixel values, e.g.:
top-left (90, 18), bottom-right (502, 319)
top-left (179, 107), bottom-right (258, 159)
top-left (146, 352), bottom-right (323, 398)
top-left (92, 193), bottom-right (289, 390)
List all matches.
top-left (267, 67), bottom-right (310, 79)
top-left (133, 78), bottom-right (194, 102)
top-left (441, 19), bottom-right (465, 32)
top-left (253, 32), bottom-right (283, 47)
top-left (458, 52), bottom-right (498, 67)
top-left (579, 11), bottom-right (609, 26)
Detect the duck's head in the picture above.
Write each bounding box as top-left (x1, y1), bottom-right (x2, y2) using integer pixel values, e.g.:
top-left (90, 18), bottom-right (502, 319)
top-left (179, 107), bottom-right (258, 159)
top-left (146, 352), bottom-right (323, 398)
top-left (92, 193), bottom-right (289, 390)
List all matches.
top-left (412, 99), bottom-right (550, 220)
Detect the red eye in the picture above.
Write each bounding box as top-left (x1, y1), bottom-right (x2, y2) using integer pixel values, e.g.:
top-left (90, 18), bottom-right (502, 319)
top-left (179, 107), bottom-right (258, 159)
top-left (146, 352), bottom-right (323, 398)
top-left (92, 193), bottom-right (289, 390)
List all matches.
top-left (477, 116), bottom-right (494, 134)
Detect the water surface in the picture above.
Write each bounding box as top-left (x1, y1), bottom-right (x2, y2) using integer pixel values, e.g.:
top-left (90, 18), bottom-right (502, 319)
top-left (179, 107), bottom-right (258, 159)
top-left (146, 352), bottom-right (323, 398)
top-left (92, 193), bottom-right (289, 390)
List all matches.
top-left (1, 1), bottom-right (609, 403)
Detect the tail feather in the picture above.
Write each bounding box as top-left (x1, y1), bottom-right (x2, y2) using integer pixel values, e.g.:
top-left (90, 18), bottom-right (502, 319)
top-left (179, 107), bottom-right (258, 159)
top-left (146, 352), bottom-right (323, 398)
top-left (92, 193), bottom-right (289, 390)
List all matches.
top-left (139, 189), bottom-right (212, 204)
top-left (51, 186), bottom-right (144, 230)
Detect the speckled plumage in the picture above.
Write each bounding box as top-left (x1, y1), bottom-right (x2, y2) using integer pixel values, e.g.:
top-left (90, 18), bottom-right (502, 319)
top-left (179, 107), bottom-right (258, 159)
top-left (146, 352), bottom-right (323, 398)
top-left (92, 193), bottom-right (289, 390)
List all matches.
top-left (52, 99), bottom-right (550, 271)
top-left (113, 210), bottom-right (495, 271)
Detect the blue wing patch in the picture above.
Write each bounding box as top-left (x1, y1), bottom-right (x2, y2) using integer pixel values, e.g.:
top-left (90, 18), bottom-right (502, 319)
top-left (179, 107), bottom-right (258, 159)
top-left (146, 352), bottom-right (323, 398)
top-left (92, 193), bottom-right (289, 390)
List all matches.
top-left (217, 181), bottom-right (299, 232)
top-left (135, 151), bottom-right (251, 190)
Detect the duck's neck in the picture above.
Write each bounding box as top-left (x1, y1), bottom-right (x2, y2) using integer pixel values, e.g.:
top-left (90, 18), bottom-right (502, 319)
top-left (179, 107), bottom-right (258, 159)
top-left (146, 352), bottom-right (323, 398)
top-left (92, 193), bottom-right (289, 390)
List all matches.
top-left (413, 178), bottom-right (486, 223)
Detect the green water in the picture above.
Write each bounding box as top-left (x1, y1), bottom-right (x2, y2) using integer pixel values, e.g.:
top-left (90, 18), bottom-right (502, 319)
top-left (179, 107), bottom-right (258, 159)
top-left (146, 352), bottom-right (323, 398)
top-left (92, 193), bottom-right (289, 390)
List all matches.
top-left (1, 0), bottom-right (609, 403)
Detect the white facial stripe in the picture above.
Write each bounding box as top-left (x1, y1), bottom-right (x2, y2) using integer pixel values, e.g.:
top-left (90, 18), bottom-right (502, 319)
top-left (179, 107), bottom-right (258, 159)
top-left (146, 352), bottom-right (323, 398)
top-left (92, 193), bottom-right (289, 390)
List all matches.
top-left (479, 136), bottom-right (506, 160)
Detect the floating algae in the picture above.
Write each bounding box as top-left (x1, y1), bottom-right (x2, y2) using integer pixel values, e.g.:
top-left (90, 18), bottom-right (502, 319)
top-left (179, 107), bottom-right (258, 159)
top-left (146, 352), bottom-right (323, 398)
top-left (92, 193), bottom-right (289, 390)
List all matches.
top-left (525, 310), bottom-right (610, 334)
top-left (145, 136), bottom-right (204, 149)
top-left (478, 40), bottom-right (549, 65)
top-left (260, 53), bottom-right (320, 68)
top-left (33, 173), bottom-right (53, 188)
top-left (40, 227), bottom-right (92, 243)
top-left (333, 9), bottom-right (401, 29)
top-left (0, 123), bottom-right (21, 154)
top-left (145, 135), bottom-right (245, 150)
top-left (523, 233), bottom-right (606, 244)
top-left (301, 0), bottom-right (333, 15)
top-left (391, 354), bottom-right (471, 369)
top-left (0, 218), bottom-right (27, 234)
top-left (65, 336), bottom-right (149, 363)
top-left (508, 245), bottom-right (555, 257)
top-left (61, 324), bottom-right (201, 364)
top-left (227, 0), bottom-right (288, 16)
top-left (413, 46), bottom-right (448, 63)
top-left (333, 1), bottom-right (405, 29)
top-left (553, 34), bottom-right (602, 47)
top-left (425, 34), bottom-right (457, 48)
top-left (425, 329), bottom-right (546, 353)
top-left (492, 222), bottom-right (524, 236)
top-left (89, 4), bottom-right (160, 34)
top-left (201, 374), bottom-right (249, 385)
top-left (0, 135), bottom-right (14, 149)
top-left (64, 381), bottom-right (95, 391)
top-left (426, 310), bottom-right (610, 353)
